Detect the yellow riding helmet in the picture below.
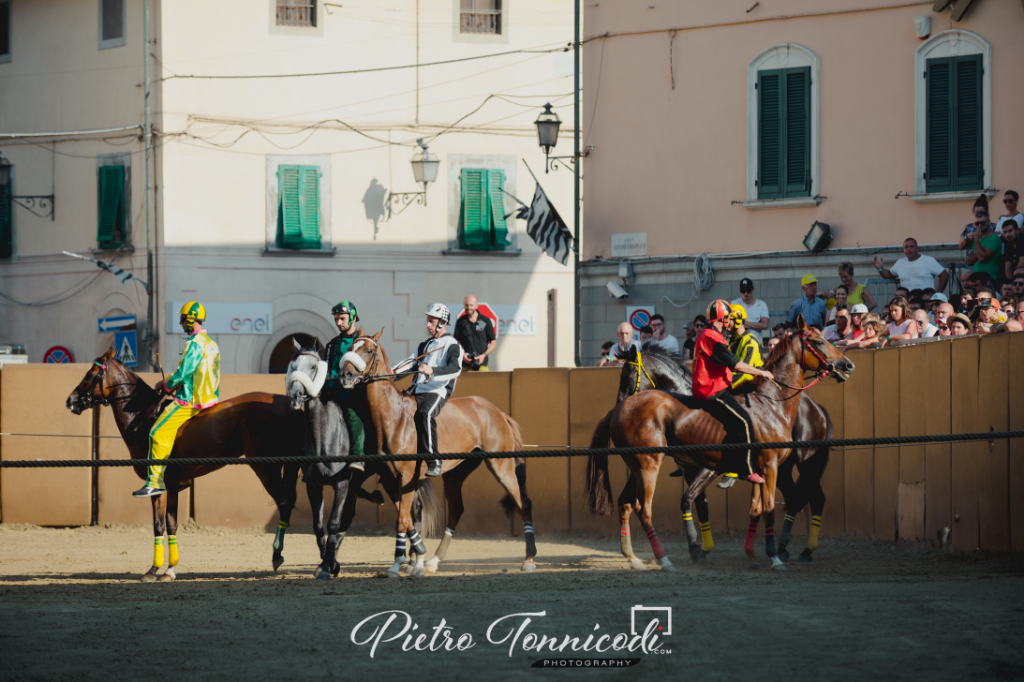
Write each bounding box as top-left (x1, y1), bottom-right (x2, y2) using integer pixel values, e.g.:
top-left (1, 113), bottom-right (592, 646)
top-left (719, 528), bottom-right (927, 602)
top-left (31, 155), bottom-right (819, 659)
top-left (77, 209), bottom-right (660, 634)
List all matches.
top-left (730, 304), bottom-right (747, 324)
top-left (179, 301), bottom-right (206, 332)
top-left (707, 299), bottom-right (732, 322)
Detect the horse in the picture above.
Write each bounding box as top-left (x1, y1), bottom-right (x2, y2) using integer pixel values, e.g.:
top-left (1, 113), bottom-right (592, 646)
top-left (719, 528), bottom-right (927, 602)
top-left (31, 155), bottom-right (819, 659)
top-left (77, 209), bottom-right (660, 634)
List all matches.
top-left (335, 329), bottom-right (537, 577)
top-left (586, 316), bottom-right (853, 572)
top-left (284, 338), bottom-right (440, 580)
top-left (613, 342), bottom-right (834, 565)
top-left (65, 349), bottom-right (304, 582)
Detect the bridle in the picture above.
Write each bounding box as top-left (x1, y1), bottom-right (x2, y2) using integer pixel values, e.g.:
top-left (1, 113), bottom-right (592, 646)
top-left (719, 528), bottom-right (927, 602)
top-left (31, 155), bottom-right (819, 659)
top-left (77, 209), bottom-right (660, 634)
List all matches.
top-left (625, 351), bottom-right (657, 397)
top-left (770, 330), bottom-right (836, 395)
top-left (79, 359), bottom-right (137, 408)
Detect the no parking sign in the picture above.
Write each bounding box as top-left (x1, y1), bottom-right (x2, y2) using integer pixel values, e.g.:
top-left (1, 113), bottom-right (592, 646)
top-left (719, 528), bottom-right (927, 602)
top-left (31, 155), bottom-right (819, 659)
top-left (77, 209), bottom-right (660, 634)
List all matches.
top-left (43, 346), bottom-right (74, 364)
top-left (626, 305), bottom-right (656, 343)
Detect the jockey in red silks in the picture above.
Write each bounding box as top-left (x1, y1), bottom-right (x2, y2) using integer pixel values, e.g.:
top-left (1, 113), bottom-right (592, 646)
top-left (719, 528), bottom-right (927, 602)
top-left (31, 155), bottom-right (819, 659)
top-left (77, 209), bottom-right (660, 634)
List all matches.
top-left (670, 299), bottom-right (774, 484)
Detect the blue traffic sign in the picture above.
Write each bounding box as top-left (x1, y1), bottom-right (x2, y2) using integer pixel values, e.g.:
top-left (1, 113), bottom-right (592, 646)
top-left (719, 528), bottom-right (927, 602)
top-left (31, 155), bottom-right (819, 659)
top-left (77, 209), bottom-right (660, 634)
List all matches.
top-left (98, 314), bottom-right (136, 333)
top-left (115, 330), bottom-right (138, 367)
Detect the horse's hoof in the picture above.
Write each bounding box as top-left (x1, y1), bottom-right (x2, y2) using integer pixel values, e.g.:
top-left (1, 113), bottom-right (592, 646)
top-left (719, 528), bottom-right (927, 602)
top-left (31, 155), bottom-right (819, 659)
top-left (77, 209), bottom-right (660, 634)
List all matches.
top-left (272, 556), bottom-right (284, 571)
top-left (331, 562), bottom-right (341, 577)
top-left (386, 569), bottom-right (401, 578)
top-left (628, 558), bottom-right (647, 571)
top-left (411, 566), bottom-right (426, 578)
top-left (522, 561), bottom-right (536, 573)
top-left (749, 563), bottom-right (763, 571)
top-left (689, 549), bottom-right (707, 565)
top-left (660, 562), bottom-right (678, 573)
top-left (313, 566), bottom-right (323, 579)
top-left (369, 491), bottom-right (385, 506)
top-left (157, 572), bottom-right (175, 582)
top-left (777, 549), bottom-right (790, 563)
top-left (315, 568), bottom-right (331, 581)
top-left (141, 573), bottom-right (157, 583)
top-left (772, 563), bottom-right (788, 572)
top-left (424, 558), bottom-right (440, 574)
top-left (798, 552), bottom-right (814, 563)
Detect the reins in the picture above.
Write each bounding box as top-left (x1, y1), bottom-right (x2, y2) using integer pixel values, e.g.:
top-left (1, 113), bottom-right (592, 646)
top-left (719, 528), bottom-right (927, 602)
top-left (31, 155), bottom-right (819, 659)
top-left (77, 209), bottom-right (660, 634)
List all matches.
top-left (766, 330), bottom-right (837, 400)
top-left (625, 352), bottom-right (657, 396)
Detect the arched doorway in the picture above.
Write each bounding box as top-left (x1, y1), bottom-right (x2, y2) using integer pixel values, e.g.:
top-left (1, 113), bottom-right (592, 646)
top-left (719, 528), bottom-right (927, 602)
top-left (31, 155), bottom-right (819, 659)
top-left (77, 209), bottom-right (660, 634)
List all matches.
top-left (268, 333), bottom-right (314, 374)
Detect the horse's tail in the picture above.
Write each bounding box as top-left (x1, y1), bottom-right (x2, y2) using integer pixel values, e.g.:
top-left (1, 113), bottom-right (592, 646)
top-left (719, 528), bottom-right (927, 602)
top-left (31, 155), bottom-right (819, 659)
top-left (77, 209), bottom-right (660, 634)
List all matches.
top-left (413, 478), bottom-right (444, 538)
top-left (497, 412), bottom-right (530, 519)
top-left (585, 410), bottom-right (615, 516)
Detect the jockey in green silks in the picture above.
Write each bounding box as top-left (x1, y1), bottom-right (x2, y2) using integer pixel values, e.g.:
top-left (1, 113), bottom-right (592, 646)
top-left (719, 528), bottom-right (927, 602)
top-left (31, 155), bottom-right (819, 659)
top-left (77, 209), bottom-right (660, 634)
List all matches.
top-left (323, 300), bottom-right (367, 472)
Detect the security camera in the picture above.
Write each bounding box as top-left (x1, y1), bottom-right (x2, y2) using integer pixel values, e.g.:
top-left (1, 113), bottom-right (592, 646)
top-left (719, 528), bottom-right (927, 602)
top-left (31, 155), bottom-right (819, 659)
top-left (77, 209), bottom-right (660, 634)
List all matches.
top-left (607, 281), bottom-right (629, 300)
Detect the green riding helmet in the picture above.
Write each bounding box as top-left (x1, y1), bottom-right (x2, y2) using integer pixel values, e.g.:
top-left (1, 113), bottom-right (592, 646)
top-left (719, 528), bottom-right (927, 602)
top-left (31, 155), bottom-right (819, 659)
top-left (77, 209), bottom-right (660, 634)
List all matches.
top-left (331, 300), bottom-right (359, 322)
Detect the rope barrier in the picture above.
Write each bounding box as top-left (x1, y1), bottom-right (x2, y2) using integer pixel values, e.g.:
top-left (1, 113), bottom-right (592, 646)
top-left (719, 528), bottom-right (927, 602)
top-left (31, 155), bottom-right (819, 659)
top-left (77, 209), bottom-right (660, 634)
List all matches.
top-left (0, 433), bottom-right (120, 438)
top-left (0, 431), bottom-right (1019, 468)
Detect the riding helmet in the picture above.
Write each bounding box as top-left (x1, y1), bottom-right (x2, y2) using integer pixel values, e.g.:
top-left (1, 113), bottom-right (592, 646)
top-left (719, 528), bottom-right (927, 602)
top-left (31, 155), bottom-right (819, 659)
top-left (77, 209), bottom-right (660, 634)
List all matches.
top-left (706, 299), bottom-right (732, 322)
top-left (729, 303), bottom-right (747, 324)
top-left (179, 301), bottom-right (206, 333)
top-left (425, 302), bottom-right (451, 326)
top-left (332, 300), bottom-right (359, 321)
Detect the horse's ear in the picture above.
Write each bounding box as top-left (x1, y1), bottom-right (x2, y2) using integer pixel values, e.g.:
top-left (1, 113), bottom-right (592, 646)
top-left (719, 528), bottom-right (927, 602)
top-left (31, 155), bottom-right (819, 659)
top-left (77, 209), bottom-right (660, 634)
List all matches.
top-left (313, 336), bottom-right (326, 357)
top-left (103, 347), bottom-right (116, 360)
top-left (373, 328), bottom-right (384, 342)
top-left (797, 314), bottom-right (808, 333)
top-left (292, 337), bottom-right (303, 352)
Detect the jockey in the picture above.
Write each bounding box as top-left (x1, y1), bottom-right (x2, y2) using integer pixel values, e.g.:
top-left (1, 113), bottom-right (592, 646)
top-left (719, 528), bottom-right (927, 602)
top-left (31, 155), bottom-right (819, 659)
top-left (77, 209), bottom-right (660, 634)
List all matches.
top-left (397, 303), bottom-right (463, 478)
top-left (670, 299), bottom-right (773, 484)
top-left (133, 302), bottom-right (220, 498)
top-left (717, 303), bottom-right (766, 489)
top-left (323, 300), bottom-right (365, 472)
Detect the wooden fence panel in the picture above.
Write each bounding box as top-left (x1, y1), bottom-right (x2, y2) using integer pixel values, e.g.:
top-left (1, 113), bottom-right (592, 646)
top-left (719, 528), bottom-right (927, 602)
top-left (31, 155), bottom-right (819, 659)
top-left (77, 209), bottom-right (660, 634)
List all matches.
top-left (897, 344), bottom-right (927, 542)
top-left (806, 378), bottom-right (845, 537)
top-left (950, 337), bottom-right (980, 552)
top-left (843, 350), bottom-right (874, 537)
top-left (567, 368), bottom-right (624, 534)
top-left (976, 334), bottom-right (1009, 551)
top-left (872, 349), bottom-right (901, 541)
top-left (924, 340), bottom-right (952, 546)
top-left (511, 368), bottom-right (569, 533)
top-left (1008, 333), bottom-right (1024, 552)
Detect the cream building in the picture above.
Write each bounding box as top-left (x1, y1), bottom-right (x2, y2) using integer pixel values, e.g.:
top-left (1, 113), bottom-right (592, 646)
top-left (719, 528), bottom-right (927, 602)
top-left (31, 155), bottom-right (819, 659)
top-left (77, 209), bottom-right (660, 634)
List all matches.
top-left (0, 0), bottom-right (577, 372)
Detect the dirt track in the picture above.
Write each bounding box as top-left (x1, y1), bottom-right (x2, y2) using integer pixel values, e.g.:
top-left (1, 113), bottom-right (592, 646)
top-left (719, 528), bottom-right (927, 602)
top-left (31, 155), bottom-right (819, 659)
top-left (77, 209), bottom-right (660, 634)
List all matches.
top-left (1, 523), bottom-right (1022, 681)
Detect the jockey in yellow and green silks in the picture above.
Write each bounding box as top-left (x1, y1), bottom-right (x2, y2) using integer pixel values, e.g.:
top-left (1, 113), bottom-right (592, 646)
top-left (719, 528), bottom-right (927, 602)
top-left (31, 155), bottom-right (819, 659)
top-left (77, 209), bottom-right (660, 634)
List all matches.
top-left (132, 301), bottom-right (220, 498)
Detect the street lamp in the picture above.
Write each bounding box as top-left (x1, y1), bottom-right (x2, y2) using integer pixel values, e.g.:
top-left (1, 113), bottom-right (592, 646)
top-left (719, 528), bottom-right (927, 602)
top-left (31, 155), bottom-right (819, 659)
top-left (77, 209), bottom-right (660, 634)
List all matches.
top-left (387, 139), bottom-right (439, 219)
top-left (534, 103), bottom-right (589, 173)
top-left (0, 153), bottom-right (56, 221)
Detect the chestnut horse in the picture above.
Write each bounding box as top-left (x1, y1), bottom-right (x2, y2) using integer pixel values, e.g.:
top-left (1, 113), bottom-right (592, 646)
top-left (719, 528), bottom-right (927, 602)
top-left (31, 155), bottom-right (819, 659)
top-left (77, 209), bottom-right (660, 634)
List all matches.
top-left (336, 330), bottom-right (537, 577)
top-left (612, 342), bottom-right (834, 566)
top-left (66, 350), bottom-right (304, 581)
top-left (586, 317), bottom-right (853, 572)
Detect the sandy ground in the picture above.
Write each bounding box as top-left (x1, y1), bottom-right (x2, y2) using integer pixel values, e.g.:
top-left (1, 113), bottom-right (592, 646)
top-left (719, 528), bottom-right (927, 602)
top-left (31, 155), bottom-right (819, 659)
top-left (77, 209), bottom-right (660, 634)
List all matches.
top-left (1, 523), bottom-right (1022, 682)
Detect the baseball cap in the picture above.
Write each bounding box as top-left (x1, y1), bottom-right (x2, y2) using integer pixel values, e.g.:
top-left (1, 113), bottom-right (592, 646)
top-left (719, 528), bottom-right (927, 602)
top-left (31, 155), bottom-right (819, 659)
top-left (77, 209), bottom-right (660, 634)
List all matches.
top-left (850, 303), bottom-right (869, 314)
top-left (976, 298), bottom-right (996, 308)
top-left (930, 293), bottom-right (948, 303)
top-left (740, 278), bottom-right (754, 290)
top-left (801, 274), bottom-right (817, 286)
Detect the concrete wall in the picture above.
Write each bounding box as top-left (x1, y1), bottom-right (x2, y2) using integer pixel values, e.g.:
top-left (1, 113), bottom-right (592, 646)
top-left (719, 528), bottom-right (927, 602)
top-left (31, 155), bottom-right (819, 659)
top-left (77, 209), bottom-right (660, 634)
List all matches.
top-left (4, 334), bottom-right (1023, 554)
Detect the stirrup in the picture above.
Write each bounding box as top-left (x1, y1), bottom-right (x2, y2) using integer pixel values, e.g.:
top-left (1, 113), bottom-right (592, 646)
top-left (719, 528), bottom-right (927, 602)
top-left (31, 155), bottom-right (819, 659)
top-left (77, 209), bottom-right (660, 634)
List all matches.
top-left (349, 461), bottom-right (365, 472)
top-left (425, 461), bottom-right (443, 478)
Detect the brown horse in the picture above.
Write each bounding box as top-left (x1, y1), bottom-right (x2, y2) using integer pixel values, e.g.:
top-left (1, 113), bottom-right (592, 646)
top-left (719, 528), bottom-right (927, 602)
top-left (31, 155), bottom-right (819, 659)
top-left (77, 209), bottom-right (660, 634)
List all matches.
top-left (613, 342), bottom-right (834, 566)
top-left (586, 316), bottom-right (853, 571)
top-left (66, 349), bottom-right (304, 581)
top-left (336, 329), bottom-right (536, 577)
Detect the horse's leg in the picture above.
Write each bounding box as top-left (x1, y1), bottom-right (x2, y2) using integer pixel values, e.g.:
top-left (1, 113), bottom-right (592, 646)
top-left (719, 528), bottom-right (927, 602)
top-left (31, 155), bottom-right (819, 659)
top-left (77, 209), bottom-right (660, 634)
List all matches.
top-left (683, 465), bottom-right (713, 565)
top-left (485, 457), bottom-right (537, 573)
top-left (143, 494), bottom-right (167, 583)
top-left (762, 460), bottom-right (787, 572)
top-left (159, 488), bottom-right (181, 582)
top-left (776, 455), bottom-right (801, 563)
top-left (617, 470), bottom-right (645, 571)
top-left (272, 463), bottom-right (300, 571)
top-left (390, 469), bottom-right (424, 578)
top-left (746, 481), bottom-right (763, 570)
top-left (331, 476), bottom-right (361, 576)
top-left (425, 461), bottom-right (479, 574)
top-left (635, 463), bottom-right (675, 572)
top-left (315, 476), bottom-right (351, 581)
top-left (248, 462), bottom-right (296, 571)
top-left (798, 450), bottom-right (829, 562)
top-left (306, 479), bottom-right (328, 577)
top-left (680, 467), bottom-right (718, 559)
top-left (514, 459), bottom-right (538, 572)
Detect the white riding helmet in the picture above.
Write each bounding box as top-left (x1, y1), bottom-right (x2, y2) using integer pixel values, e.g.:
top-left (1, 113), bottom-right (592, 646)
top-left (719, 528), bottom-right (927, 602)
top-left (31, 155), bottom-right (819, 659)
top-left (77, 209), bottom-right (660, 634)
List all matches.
top-left (425, 302), bottom-right (451, 326)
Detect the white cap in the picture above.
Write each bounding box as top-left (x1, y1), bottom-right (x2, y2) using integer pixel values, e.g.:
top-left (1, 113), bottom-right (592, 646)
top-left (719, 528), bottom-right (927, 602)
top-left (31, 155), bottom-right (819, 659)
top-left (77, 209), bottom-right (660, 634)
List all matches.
top-left (930, 293), bottom-right (948, 303)
top-left (850, 303), bottom-right (869, 314)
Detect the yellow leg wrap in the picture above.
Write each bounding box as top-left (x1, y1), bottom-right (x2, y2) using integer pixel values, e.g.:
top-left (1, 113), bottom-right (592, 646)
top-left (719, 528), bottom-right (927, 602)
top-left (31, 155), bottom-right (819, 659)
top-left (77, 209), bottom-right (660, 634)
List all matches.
top-left (168, 536), bottom-right (179, 567)
top-left (808, 515), bottom-right (821, 552)
top-left (683, 511), bottom-right (693, 522)
top-left (153, 536), bottom-right (165, 569)
top-left (784, 513), bottom-right (796, 524)
top-left (700, 522), bottom-right (714, 552)
top-left (278, 520), bottom-right (289, 529)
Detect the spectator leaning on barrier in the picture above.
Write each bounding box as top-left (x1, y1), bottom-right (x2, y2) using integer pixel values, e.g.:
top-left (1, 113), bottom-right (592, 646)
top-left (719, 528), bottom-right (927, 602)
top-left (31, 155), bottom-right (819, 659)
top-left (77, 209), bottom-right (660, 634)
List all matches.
top-left (596, 341), bottom-right (616, 367)
top-left (935, 302), bottom-right (956, 336)
top-left (837, 262), bottom-right (876, 312)
top-left (787, 274), bottom-right (828, 329)
top-left (975, 297), bottom-right (1023, 334)
top-left (874, 238), bottom-right (950, 294)
top-left (730, 278), bottom-right (771, 345)
top-left (949, 314), bottom-right (972, 335)
top-left (965, 212), bottom-right (1003, 286)
top-left (611, 321), bottom-right (639, 364)
top-left (648, 314), bottom-right (680, 355)
top-left (886, 296), bottom-right (919, 341)
top-left (914, 309), bottom-right (939, 338)
top-left (824, 306), bottom-right (853, 343)
top-left (454, 295), bottom-right (496, 371)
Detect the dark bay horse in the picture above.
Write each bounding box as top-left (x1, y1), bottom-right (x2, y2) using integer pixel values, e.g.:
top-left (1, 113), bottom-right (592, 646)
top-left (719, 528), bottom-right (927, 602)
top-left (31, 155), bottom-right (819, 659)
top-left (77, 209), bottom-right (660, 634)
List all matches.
top-left (586, 317), bottom-right (853, 572)
top-left (336, 329), bottom-right (536, 577)
top-left (66, 350), bottom-right (303, 581)
top-left (614, 342), bottom-right (834, 566)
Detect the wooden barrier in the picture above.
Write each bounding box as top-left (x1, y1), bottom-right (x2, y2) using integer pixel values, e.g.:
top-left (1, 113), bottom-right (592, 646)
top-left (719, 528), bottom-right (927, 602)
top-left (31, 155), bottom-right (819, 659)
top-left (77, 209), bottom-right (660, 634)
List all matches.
top-left (1, 337), bottom-right (1021, 553)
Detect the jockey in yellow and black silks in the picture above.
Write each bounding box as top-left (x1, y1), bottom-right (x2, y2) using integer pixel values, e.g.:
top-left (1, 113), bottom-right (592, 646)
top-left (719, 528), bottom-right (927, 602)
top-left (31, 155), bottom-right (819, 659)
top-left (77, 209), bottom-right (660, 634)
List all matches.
top-left (716, 302), bottom-right (765, 490)
top-left (132, 301), bottom-right (220, 498)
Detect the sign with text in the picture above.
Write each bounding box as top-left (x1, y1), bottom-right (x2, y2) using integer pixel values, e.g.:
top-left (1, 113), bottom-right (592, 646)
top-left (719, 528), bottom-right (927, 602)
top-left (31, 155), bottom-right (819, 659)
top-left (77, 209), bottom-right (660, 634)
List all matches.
top-left (448, 304), bottom-right (538, 336)
top-left (611, 232), bottom-right (647, 258)
top-left (167, 302), bottom-right (273, 335)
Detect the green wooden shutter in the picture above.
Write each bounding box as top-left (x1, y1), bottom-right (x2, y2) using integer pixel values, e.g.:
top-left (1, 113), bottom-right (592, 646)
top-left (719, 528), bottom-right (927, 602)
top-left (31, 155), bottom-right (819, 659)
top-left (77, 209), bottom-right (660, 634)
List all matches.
top-left (925, 57), bottom-right (954, 193)
top-left (784, 67), bottom-right (811, 196)
top-left (298, 166), bottom-right (321, 247)
top-left (460, 169), bottom-right (489, 250)
top-left (487, 169), bottom-right (507, 250)
top-left (97, 165), bottom-right (125, 247)
top-left (278, 165), bottom-right (303, 247)
top-left (0, 182), bottom-right (11, 259)
top-left (953, 54), bottom-right (983, 192)
top-left (757, 70), bottom-right (783, 199)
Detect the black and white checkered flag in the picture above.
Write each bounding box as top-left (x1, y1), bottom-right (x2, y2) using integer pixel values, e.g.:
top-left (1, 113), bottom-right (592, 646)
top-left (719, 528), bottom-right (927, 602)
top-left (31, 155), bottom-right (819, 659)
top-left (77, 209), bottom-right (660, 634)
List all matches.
top-left (62, 251), bottom-right (148, 288)
top-left (508, 183), bottom-right (575, 265)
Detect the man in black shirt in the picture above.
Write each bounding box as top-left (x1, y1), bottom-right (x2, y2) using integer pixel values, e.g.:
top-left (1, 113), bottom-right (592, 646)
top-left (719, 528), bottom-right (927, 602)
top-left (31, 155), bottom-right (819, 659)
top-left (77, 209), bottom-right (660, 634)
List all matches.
top-left (454, 295), bottom-right (496, 371)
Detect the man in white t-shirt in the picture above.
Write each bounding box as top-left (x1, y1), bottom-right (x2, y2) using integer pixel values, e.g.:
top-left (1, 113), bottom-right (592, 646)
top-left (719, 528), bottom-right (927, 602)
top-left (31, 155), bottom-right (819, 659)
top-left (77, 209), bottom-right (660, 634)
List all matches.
top-left (874, 238), bottom-right (949, 293)
top-left (648, 314), bottom-right (680, 354)
top-left (730, 278), bottom-right (770, 345)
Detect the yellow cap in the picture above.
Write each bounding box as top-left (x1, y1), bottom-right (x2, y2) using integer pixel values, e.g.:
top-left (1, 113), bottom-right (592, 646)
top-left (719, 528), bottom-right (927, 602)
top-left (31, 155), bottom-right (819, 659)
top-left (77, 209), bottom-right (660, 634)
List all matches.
top-left (801, 274), bottom-right (817, 286)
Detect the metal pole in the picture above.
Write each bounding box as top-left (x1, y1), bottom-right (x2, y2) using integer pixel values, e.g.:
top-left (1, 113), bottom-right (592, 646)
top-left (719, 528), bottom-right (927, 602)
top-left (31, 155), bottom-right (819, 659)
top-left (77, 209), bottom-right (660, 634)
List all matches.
top-left (573, 0), bottom-right (581, 368)
top-left (143, 0), bottom-right (155, 370)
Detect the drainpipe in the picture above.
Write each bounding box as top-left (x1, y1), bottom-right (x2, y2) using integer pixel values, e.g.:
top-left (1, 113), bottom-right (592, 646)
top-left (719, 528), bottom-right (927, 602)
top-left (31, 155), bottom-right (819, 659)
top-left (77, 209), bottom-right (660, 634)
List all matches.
top-left (573, 0), bottom-right (581, 367)
top-left (143, 0), bottom-right (156, 370)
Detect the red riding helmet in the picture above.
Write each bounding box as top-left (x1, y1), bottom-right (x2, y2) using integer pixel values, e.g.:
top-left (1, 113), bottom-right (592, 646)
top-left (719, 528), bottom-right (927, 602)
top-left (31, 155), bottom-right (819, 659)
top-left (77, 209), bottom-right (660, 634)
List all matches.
top-left (707, 299), bottom-right (732, 322)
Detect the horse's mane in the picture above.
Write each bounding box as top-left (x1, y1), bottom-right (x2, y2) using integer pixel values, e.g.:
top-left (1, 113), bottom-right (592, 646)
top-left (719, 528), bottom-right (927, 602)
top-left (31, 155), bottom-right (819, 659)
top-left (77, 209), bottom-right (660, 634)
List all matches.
top-left (106, 356), bottom-right (160, 401)
top-left (638, 341), bottom-right (693, 377)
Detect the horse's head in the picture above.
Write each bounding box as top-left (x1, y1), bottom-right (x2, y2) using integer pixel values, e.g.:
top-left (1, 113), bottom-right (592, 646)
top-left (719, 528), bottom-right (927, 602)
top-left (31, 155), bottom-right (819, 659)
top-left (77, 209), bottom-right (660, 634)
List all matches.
top-left (615, 343), bottom-right (692, 403)
top-left (66, 348), bottom-right (117, 415)
top-left (792, 315), bottom-right (855, 382)
top-left (337, 328), bottom-right (385, 391)
top-left (285, 337), bottom-right (327, 410)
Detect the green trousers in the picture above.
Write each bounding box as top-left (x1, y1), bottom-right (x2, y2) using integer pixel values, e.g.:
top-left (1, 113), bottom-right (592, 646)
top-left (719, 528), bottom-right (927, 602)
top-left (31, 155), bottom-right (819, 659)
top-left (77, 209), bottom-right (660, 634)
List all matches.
top-left (342, 404), bottom-right (366, 458)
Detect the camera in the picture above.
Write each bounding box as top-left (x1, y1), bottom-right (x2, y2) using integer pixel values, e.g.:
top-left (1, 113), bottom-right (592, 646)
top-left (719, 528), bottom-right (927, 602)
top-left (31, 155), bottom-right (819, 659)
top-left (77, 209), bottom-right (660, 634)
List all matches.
top-left (607, 281), bottom-right (630, 300)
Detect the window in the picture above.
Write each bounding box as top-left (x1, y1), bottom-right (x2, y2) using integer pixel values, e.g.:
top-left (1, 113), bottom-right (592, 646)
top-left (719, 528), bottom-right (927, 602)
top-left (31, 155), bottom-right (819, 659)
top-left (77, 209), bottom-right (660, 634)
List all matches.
top-left (460, 0), bottom-right (501, 35)
top-left (97, 165), bottom-right (126, 249)
top-left (459, 168), bottom-right (508, 251)
top-left (745, 44), bottom-right (819, 209)
top-left (276, 165), bottom-right (321, 249)
top-left (0, 181), bottom-right (11, 258)
top-left (0, 1), bottom-right (11, 64)
top-left (98, 0), bottom-right (126, 50)
top-left (276, 0), bottom-right (316, 27)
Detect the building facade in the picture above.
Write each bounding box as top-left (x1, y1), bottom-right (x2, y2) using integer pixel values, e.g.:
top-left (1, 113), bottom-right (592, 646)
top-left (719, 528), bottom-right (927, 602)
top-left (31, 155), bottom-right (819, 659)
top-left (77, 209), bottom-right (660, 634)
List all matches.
top-left (1, 0), bottom-right (577, 372)
top-left (579, 0), bottom-right (1023, 364)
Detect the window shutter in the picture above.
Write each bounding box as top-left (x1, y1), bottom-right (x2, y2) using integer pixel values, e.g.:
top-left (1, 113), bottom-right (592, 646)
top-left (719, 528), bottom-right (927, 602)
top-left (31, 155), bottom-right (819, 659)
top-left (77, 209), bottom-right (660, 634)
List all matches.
top-left (460, 169), bottom-right (489, 250)
top-left (278, 165), bottom-right (303, 247)
top-left (97, 165), bottom-right (125, 247)
top-left (298, 166), bottom-right (321, 247)
top-left (757, 70), bottom-right (783, 199)
top-left (953, 54), bottom-right (983, 192)
top-left (784, 67), bottom-right (811, 196)
top-left (0, 182), bottom-right (11, 258)
top-left (925, 57), bottom-right (953, 193)
top-left (487, 169), bottom-right (508, 250)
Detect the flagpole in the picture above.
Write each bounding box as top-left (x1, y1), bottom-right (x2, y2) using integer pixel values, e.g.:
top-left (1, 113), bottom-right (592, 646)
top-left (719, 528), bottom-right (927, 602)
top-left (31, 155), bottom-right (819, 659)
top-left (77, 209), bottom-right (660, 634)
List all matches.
top-left (573, 0), bottom-right (582, 368)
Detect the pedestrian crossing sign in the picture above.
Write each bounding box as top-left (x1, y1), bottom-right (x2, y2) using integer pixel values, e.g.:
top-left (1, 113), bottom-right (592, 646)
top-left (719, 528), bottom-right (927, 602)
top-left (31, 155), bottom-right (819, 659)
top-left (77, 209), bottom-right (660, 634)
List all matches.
top-left (115, 330), bottom-right (138, 367)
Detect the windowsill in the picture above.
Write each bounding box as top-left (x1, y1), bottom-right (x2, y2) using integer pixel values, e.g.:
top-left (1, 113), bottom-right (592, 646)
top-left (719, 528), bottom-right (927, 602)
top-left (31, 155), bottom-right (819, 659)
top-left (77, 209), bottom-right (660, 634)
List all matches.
top-left (442, 249), bottom-right (522, 257)
top-left (741, 196), bottom-right (822, 211)
top-left (263, 246), bottom-right (336, 257)
top-left (911, 189), bottom-right (994, 205)
top-left (92, 245), bottom-right (135, 255)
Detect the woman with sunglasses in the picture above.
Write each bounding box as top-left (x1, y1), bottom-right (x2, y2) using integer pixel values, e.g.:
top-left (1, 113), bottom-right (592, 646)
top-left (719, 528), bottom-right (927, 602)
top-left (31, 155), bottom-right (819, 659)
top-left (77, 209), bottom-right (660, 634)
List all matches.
top-left (996, 190), bottom-right (1023, 235)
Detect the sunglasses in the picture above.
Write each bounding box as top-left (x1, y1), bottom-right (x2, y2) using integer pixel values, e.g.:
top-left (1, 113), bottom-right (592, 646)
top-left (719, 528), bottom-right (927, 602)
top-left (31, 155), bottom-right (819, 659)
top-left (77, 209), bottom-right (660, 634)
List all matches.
top-left (739, 288), bottom-right (753, 294)
top-left (1005, 198), bottom-right (1017, 204)
top-left (694, 323), bottom-right (705, 328)
top-left (1014, 281), bottom-right (1024, 287)
top-left (973, 221), bottom-right (989, 227)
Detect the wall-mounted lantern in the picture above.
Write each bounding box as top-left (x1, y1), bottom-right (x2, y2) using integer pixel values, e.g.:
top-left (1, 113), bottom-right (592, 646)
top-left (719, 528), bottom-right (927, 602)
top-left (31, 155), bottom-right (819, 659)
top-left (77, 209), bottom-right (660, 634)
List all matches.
top-left (387, 139), bottom-right (439, 219)
top-left (533, 103), bottom-right (591, 173)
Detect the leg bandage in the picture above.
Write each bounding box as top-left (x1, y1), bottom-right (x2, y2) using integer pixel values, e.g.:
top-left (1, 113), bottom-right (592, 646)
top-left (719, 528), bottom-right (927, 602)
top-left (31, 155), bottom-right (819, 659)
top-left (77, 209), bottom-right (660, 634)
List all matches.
top-left (153, 536), bottom-right (165, 569)
top-left (646, 527), bottom-right (667, 560)
top-left (434, 528), bottom-right (455, 561)
top-left (408, 529), bottom-right (426, 555)
top-left (619, 526), bottom-right (634, 558)
top-left (273, 519), bottom-right (288, 554)
top-left (523, 521), bottom-right (537, 557)
top-left (167, 535), bottom-right (179, 567)
top-left (808, 515), bottom-right (821, 552)
top-left (700, 521), bottom-right (714, 552)
top-left (394, 532), bottom-right (407, 561)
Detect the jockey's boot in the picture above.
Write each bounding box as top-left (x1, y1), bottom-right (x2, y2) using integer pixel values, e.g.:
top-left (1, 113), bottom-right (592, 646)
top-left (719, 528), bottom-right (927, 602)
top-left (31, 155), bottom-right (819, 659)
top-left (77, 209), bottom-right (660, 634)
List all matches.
top-left (132, 485), bottom-right (165, 498)
top-left (669, 467), bottom-right (685, 478)
top-left (717, 473), bottom-right (739, 489)
top-left (425, 460), bottom-right (443, 478)
top-left (350, 461), bottom-right (365, 472)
